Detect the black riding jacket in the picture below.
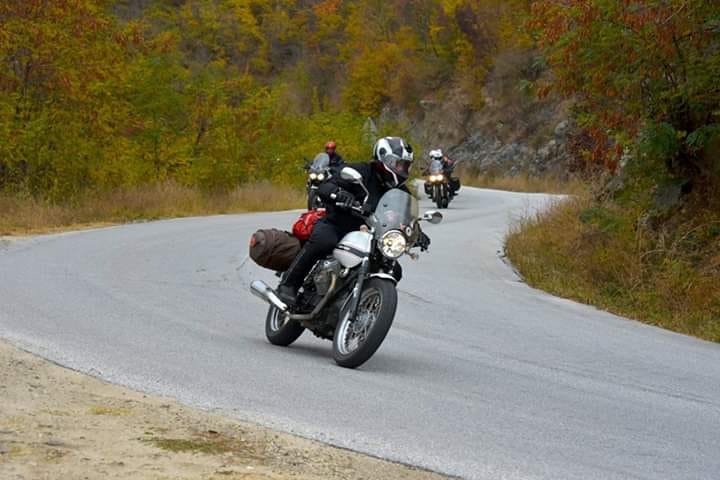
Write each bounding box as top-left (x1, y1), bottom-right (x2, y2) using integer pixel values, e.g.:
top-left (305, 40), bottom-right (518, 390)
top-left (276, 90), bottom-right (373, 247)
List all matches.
top-left (328, 153), bottom-right (344, 167)
top-left (317, 162), bottom-right (406, 232)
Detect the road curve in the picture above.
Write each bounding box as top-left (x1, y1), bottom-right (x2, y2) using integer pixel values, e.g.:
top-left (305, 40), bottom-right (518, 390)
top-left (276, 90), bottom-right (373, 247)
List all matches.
top-left (1, 187), bottom-right (719, 480)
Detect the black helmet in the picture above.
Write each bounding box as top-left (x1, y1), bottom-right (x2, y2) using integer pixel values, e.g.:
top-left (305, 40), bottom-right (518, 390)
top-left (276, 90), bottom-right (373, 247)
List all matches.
top-left (372, 136), bottom-right (414, 188)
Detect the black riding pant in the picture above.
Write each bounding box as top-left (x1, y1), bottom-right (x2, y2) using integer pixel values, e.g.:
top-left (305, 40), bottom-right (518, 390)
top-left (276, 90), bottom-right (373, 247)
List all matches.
top-left (283, 219), bottom-right (352, 290)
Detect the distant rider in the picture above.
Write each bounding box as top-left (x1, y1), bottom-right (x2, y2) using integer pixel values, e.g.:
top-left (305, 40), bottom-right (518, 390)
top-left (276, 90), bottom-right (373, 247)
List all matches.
top-left (324, 141), bottom-right (345, 168)
top-left (429, 149), bottom-right (460, 196)
top-left (278, 137), bottom-right (429, 307)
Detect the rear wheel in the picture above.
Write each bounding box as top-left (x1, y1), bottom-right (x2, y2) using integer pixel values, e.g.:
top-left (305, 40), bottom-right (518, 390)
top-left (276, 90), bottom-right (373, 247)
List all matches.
top-left (332, 278), bottom-right (397, 369)
top-left (265, 306), bottom-right (304, 346)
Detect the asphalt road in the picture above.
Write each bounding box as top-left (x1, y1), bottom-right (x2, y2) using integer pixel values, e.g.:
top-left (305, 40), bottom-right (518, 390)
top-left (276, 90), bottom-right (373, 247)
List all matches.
top-left (1, 186), bottom-right (719, 480)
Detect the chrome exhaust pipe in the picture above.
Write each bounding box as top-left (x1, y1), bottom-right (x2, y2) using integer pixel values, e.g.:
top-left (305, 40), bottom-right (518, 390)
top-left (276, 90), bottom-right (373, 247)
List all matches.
top-left (250, 280), bottom-right (288, 312)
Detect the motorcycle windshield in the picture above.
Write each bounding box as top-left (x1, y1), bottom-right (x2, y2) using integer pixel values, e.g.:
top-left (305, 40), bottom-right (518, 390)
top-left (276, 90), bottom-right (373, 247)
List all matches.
top-left (370, 189), bottom-right (419, 239)
top-left (309, 153), bottom-right (330, 173)
top-left (429, 159), bottom-right (443, 175)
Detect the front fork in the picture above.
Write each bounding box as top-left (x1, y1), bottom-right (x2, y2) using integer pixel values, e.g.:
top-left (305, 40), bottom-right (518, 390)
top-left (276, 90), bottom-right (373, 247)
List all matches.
top-left (344, 257), bottom-right (370, 323)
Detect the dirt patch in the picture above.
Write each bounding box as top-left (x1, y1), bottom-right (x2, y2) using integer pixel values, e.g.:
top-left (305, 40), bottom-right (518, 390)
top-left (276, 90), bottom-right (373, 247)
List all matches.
top-left (0, 339), bottom-right (450, 480)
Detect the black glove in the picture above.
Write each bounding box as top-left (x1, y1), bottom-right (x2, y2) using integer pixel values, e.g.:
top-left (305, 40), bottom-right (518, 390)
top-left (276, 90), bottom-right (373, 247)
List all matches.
top-left (334, 189), bottom-right (355, 209)
top-left (417, 231), bottom-right (431, 251)
top-left (361, 203), bottom-right (373, 216)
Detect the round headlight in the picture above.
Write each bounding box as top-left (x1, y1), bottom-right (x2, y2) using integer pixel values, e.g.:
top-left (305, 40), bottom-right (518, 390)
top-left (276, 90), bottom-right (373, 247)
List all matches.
top-left (380, 230), bottom-right (407, 259)
top-left (437, 174), bottom-right (444, 181)
top-left (317, 173), bottom-right (325, 181)
top-left (309, 173), bottom-right (317, 180)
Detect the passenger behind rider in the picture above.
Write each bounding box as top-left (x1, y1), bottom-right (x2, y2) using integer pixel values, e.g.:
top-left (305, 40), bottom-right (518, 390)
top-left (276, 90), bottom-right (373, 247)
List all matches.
top-left (278, 137), bottom-right (429, 307)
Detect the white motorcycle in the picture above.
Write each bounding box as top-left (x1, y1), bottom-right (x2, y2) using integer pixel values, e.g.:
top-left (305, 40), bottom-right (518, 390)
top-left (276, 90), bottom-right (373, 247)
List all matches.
top-left (251, 167), bottom-right (442, 368)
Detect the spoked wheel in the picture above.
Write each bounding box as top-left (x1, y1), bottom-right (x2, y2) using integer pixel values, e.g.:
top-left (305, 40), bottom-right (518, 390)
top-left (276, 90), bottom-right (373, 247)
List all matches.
top-left (265, 306), bottom-right (304, 346)
top-left (333, 278), bottom-right (397, 369)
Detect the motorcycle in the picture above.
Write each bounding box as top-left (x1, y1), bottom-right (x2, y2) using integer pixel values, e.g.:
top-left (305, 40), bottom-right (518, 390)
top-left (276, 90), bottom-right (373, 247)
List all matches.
top-left (305, 153), bottom-right (331, 210)
top-left (424, 158), bottom-right (452, 209)
top-left (251, 166), bottom-right (442, 369)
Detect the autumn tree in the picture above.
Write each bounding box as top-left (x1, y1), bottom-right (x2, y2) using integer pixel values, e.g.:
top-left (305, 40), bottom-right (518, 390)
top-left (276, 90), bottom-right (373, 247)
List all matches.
top-left (531, 0), bottom-right (720, 179)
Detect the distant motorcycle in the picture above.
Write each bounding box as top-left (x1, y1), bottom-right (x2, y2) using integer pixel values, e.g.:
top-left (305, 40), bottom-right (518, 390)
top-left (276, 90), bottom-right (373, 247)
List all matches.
top-left (251, 166), bottom-right (442, 369)
top-left (305, 153), bottom-right (331, 210)
top-left (424, 158), bottom-right (453, 209)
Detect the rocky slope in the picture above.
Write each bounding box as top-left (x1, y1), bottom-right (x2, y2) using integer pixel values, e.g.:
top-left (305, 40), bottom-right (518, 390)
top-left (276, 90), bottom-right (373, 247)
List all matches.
top-left (380, 50), bottom-right (576, 177)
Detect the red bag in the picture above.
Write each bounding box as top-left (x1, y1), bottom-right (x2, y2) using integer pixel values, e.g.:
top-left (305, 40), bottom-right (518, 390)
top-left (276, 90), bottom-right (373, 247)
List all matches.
top-left (292, 209), bottom-right (326, 241)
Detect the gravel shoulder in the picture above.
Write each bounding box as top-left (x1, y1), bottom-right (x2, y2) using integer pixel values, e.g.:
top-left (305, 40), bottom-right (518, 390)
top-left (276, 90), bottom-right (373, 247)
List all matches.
top-left (0, 339), bottom-right (450, 480)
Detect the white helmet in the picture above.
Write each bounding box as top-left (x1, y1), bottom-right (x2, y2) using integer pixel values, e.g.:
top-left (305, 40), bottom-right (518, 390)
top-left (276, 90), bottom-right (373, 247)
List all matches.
top-left (429, 149), bottom-right (443, 159)
top-left (373, 136), bottom-right (414, 163)
top-left (372, 136), bottom-right (414, 188)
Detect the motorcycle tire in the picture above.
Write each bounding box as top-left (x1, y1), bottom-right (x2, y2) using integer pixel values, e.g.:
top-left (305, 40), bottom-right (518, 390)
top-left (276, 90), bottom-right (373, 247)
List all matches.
top-left (443, 186), bottom-right (450, 208)
top-left (332, 278), bottom-right (397, 369)
top-left (307, 190), bottom-right (318, 211)
top-left (265, 305), bottom-right (304, 346)
top-left (434, 185), bottom-right (443, 209)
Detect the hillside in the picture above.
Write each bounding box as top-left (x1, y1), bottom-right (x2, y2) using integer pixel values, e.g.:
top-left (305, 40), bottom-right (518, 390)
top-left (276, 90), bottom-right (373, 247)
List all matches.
top-left (0, 0), bottom-right (530, 201)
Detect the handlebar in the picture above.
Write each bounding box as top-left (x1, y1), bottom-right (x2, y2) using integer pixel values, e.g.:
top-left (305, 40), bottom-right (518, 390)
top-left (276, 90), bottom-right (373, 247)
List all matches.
top-left (329, 193), bottom-right (367, 216)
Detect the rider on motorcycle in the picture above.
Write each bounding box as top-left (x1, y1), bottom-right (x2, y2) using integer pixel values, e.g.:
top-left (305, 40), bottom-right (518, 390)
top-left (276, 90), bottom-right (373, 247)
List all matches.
top-left (325, 141), bottom-right (345, 168)
top-left (278, 137), bottom-right (429, 307)
top-left (429, 149), bottom-right (460, 196)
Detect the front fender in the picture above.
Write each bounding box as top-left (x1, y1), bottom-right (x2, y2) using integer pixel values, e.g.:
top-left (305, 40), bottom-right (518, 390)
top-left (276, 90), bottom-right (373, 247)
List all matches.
top-left (369, 273), bottom-right (398, 284)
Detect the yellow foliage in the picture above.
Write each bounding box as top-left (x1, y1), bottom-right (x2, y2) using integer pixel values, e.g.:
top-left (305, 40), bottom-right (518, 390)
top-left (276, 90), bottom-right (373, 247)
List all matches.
top-left (0, 0), bottom-right (522, 201)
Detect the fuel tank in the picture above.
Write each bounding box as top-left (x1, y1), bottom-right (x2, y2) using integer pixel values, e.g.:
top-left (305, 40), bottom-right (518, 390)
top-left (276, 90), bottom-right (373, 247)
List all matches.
top-left (333, 231), bottom-right (372, 268)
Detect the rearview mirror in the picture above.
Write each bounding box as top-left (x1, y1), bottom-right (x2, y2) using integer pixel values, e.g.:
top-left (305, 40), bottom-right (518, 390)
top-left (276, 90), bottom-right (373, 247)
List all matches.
top-left (422, 210), bottom-right (443, 224)
top-left (340, 167), bottom-right (363, 184)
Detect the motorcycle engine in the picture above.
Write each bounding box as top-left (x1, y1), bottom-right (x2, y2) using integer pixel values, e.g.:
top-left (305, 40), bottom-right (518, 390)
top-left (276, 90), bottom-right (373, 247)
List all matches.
top-left (313, 258), bottom-right (341, 295)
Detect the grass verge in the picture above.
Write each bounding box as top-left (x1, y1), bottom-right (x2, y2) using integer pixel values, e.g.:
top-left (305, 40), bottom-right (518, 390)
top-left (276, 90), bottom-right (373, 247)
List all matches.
top-left (0, 181), bottom-right (305, 235)
top-left (462, 173), bottom-right (585, 194)
top-left (506, 193), bottom-right (720, 342)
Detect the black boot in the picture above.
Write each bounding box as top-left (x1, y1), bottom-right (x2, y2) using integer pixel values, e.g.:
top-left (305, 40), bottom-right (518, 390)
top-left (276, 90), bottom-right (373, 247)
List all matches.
top-left (276, 284), bottom-right (297, 308)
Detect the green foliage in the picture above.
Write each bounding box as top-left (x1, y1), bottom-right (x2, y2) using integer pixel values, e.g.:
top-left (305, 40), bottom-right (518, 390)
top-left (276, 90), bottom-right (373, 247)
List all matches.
top-left (532, 0), bottom-right (720, 185)
top-left (635, 122), bottom-right (684, 184)
top-left (0, 0), bottom-right (514, 201)
top-left (578, 207), bottom-right (621, 233)
top-left (687, 124), bottom-right (720, 152)
top-left (639, 123), bottom-right (682, 164)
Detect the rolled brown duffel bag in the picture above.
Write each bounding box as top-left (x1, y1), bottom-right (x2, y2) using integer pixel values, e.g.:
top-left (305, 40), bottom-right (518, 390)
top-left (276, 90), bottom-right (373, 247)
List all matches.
top-left (249, 228), bottom-right (301, 272)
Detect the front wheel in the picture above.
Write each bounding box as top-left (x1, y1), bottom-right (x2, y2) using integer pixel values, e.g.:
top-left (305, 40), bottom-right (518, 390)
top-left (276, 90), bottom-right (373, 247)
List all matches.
top-left (307, 189), bottom-right (319, 210)
top-left (442, 185), bottom-right (450, 208)
top-left (265, 306), bottom-right (304, 346)
top-left (434, 184), bottom-right (443, 209)
top-left (423, 181), bottom-right (432, 198)
top-left (333, 278), bottom-right (397, 369)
